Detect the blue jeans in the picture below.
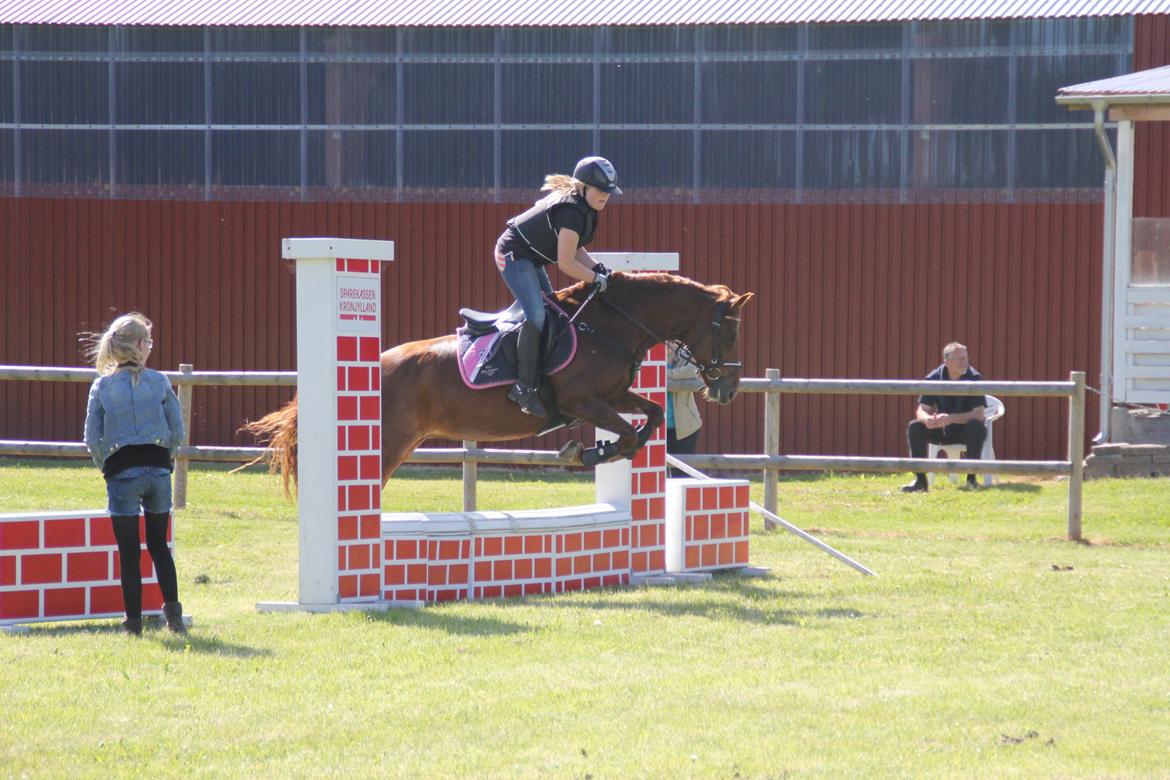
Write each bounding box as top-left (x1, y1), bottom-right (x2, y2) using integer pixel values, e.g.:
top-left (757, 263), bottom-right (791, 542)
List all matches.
top-left (497, 250), bottom-right (553, 331)
top-left (106, 466), bottom-right (173, 515)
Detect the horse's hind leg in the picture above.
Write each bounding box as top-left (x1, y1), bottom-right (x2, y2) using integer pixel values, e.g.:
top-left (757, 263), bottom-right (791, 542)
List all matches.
top-left (381, 431), bottom-right (427, 488)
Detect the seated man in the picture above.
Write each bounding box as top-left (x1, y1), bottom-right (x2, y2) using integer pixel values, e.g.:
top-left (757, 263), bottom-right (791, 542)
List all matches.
top-left (902, 342), bottom-right (986, 493)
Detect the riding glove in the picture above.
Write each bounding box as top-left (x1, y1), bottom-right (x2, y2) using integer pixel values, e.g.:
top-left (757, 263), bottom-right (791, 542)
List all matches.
top-left (593, 267), bottom-right (610, 293)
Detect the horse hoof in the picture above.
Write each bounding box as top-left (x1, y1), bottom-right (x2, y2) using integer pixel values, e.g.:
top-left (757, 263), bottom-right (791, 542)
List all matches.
top-left (580, 449), bottom-right (602, 468)
top-left (558, 441), bottom-right (584, 465)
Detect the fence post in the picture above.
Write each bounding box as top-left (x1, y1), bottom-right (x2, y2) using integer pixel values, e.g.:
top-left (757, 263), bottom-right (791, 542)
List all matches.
top-left (463, 440), bottom-right (477, 511)
top-left (1067, 371), bottom-right (1086, 541)
top-left (763, 368), bottom-right (780, 530)
top-left (173, 363), bottom-right (194, 510)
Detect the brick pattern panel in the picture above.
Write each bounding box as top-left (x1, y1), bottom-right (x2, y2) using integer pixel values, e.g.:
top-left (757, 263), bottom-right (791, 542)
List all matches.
top-left (1, 511), bottom-right (169, 626)
top-left (474, 533), bottom-right (553, 600)
top-left (666, 479), bottom-right (752, 573)
top-left (383, 518), bottom-right (630, 605)
top-left (629, 344), bottom-right (667, 574)
top-left (381, 538), bottom-right (429, 603)
top-left (427, 537), bottom-right (472, 603)
top-left (554, 526), bottom-right (630, 594)
top-left (334, 258), bottom-right (384, 603)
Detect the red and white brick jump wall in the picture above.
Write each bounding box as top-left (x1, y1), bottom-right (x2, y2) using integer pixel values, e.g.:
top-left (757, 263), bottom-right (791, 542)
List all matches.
top-left (266, 237), bottom-right (394, 611)
top-left (596, 345), bottom-right (668, 574)
top-left (665, 480), bottom-right (752, 573)
top-left (334, 316), bottom-right (385, 602)
top-left (0, 511), bottom-right (168, 626)
top-left (267, 243), bottom-right (751, 612)
top-left (381, 506), bottom-right (631, 604)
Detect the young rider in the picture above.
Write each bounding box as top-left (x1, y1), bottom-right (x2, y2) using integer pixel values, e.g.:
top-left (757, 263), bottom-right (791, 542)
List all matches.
top-left (493, 156), bottom-right (622, 417)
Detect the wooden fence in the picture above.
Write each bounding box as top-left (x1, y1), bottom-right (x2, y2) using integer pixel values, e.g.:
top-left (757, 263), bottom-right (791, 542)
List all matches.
top-left (0, 364), bottom-right (1087, 540)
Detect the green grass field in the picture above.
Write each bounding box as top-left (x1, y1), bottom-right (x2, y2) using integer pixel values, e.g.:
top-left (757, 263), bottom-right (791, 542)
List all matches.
top-left (2, 458), bottom-right (1168, 779)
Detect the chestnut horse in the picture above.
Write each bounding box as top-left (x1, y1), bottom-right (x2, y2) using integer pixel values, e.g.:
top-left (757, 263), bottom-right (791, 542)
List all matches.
top-left (244, 271), bottom-right (753, 492)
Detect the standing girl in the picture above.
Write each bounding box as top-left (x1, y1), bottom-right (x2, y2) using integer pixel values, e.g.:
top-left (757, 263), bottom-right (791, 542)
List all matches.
top-left (494, 155), bottom-right (622, 417)
top-left (83, 313), bottom-right (187, 635)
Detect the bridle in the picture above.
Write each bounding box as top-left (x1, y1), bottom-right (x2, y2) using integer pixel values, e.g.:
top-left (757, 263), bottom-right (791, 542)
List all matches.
top-left (599, 296), bottom-right (741, 382)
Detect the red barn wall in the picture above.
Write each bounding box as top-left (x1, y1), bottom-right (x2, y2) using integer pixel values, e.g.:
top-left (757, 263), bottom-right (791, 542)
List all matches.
top-left (0, 197), bottom-right (1101, 463)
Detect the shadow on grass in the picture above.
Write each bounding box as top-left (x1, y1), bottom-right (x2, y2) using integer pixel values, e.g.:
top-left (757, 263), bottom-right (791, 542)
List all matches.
top-left (152, 632), bottom-right (274, 658)
top-left (366, 608), bottom-right (531, 637)
top-left (495, 575), bottom-right (865, 627)
top-left (983, 482), bottom-right (1044, 494)
top-left (18, 622), bottom-right (274, 657)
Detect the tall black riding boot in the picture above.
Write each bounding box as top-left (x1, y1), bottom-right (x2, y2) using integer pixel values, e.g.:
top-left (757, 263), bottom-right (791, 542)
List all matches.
top-left (507, 321), bottom-right (548, 418)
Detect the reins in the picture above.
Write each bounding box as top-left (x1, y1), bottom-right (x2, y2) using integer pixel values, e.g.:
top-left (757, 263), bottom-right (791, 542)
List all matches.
top-left (598, 295), bottom-right (742, 381)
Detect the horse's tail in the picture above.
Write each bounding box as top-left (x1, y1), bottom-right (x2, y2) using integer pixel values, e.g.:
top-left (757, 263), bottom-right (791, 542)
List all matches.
top-left (238, 396), bottom-right (299, 498)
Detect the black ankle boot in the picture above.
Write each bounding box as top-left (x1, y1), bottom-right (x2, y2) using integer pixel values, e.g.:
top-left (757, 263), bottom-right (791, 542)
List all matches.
top-left (900, 477), bottom-right (928, 493)
top-left (121, 618), bottom-right (143, 636)
top-left (163, 602), bottom-right (187, 634)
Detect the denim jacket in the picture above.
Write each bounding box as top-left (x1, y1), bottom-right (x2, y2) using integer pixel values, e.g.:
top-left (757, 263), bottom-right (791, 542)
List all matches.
top-left (84, 368), bottom-right (185, 470)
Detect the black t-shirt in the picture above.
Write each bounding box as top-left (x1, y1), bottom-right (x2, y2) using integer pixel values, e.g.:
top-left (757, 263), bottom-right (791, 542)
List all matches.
top-left (103, 443), bottom-right (173, 480)
top-left (549, 204), bottom-right (587, 236)
top-left (497, 203), bottom-right (590, 265)
top-left (918, 364), bottom-right (985, 415)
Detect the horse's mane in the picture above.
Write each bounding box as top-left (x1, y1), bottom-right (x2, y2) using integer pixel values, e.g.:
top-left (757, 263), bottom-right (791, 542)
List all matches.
top-left (554, 271), bottom-right (732, 313)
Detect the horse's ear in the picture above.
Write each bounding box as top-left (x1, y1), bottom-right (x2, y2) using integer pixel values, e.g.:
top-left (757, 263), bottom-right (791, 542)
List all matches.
top-left (730, 292), bottom-right (754, 310)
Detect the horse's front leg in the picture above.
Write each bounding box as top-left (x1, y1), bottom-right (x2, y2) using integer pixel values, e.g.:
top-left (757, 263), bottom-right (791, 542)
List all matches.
top-left (557, 398), bottom-right (641, 467)
top-left (609, 390), bottom-right (665, 452)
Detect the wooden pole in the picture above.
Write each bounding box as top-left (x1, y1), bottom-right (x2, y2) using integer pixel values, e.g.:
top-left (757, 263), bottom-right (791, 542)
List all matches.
top-left (173, 363), bottom-right (194, 510)
top-left (1067, 371), bottom-right (1086, 541)
top-left (763, 368), bottom-right (780, 530)
top-left (462, 440), bottom-right (478, 511)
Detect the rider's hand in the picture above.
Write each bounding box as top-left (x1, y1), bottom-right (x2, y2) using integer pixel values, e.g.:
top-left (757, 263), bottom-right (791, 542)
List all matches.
top-left (593, 267), bottom-right (610, 293)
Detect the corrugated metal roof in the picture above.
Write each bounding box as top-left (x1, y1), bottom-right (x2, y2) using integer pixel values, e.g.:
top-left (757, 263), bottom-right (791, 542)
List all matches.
top-left (1058, 63), bottom-right (1170, 100)
top-left (2, 0), bottom-right (1170, 27)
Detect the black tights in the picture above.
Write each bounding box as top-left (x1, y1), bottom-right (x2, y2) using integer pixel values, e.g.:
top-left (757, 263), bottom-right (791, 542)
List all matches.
top-left (111, 513), bottom-right (179, 620)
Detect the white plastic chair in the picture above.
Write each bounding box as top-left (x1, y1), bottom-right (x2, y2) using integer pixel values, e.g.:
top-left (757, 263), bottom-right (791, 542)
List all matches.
top-left (927, 395), bottom-right (1005, 486)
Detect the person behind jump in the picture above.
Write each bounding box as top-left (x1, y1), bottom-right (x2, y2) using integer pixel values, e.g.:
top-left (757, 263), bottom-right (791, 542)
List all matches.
top-left (83, 313), bottom-right (187, 636)
top-left (494, 156), bottom-right (622, 417)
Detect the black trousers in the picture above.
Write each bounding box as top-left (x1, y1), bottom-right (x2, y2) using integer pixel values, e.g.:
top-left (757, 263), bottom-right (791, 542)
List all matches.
top-left (111, 513), bottom-right (179, 620)
top-left (906, 419), bottom-right (987, 482)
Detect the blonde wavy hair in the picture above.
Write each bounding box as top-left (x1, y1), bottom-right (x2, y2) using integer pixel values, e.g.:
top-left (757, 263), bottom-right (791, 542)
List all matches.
top-left (542, 174), bottom-right (585, 196)
top-left (84, 312), bottom-right (153, 381)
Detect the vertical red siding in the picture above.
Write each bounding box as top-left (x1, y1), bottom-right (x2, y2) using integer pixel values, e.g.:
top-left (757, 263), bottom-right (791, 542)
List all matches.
top-left (0, 196), bottom-right (1111, 464)
top-left (1135, 14), bottom-right (1170, 218)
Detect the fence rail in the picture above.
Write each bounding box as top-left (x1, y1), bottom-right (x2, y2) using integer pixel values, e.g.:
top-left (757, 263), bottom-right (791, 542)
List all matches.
top-left (0, 364), bottom-right (1087, 540)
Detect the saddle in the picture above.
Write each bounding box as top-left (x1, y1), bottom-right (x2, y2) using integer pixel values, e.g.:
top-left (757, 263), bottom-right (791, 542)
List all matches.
top-left (455, 295), bottom-right (577, 391)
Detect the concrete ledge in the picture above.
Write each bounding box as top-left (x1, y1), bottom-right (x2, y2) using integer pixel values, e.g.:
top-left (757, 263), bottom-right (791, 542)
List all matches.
top-left (257, 601), bottom-right (407, 613)
top-left (631, 572), bottom-right (713, 586)
top-left (1085, 443), bottom-right (1170, 479)
top-left (732, 566), bottom-right (773, 578)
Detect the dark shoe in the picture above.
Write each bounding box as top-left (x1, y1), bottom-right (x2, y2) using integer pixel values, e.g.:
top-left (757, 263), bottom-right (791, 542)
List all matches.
top-left (163, 602), bottom-right (187, 634)
top-left (507, 383), bottom-right (548, 418)
top-left (900, 480), bottom-right (928, 494)
top-left (121, 618), bottom-right (143, 636)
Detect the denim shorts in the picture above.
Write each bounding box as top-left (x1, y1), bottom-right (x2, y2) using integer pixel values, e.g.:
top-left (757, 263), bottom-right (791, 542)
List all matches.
top-left (106, 466), bottom-right (173, 516)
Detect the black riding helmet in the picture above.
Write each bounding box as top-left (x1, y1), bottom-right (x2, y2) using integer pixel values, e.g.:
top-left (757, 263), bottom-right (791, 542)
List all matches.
top-left (573, 156), bottom-right (623, 195)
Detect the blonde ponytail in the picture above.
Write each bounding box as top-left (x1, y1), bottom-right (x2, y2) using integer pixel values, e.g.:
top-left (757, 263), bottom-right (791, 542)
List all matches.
top-left (84, 312), bottom-right (153, 382)
top-left (541, 174), bottom-right (584, 197)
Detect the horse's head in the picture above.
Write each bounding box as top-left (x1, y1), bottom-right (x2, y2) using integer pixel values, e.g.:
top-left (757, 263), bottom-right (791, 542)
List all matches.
top-left (680, 286), bottom-right (754, 405)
